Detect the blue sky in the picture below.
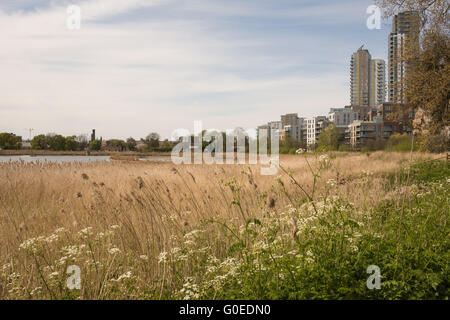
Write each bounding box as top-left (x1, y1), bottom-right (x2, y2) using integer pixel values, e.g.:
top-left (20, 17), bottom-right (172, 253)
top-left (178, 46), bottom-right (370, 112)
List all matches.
top-left (0, 0), bottom-right (392, 140)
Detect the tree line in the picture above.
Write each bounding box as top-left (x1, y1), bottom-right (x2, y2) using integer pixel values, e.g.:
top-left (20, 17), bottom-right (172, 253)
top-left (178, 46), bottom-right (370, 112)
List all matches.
top-left (0, 133), bottom-right (22, 150)
top-left (0, 132), bottom-right (173, 152)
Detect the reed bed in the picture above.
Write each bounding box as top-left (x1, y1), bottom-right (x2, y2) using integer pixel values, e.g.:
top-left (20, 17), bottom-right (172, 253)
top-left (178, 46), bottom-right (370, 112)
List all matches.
top-left (1, 151), bottom-right (446, 299)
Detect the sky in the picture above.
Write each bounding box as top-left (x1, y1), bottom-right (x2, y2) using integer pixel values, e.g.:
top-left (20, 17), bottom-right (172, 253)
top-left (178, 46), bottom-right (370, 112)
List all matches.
top-left (0, 0), bottom-right (393, 140)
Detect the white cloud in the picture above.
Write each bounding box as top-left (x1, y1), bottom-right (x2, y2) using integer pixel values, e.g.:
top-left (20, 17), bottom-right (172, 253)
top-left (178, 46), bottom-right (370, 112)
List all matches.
top-left (0, 0), bottom-right (356, 140)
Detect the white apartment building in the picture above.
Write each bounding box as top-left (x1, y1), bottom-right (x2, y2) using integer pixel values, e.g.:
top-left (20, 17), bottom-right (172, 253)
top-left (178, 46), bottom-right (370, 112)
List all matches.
top-left (305, 116), bottom-right (328, 146)
top-left (328, 108), bottom-right (359, 128)
top-left (370, 59), bottom-right (386, 107)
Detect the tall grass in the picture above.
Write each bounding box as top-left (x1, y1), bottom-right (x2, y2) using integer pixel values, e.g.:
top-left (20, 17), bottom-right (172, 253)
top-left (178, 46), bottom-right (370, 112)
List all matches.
top-left (0, 152), bottom-right (447, 299)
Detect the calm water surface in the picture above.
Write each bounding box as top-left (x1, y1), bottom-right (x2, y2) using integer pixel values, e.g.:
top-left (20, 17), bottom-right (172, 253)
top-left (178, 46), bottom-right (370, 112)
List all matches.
top-left (139, 156), bottom-right (171, 162)
top-left (0, 155), bottom-right (172, 163)
top-left (0, 155), bottom-right (110, 163)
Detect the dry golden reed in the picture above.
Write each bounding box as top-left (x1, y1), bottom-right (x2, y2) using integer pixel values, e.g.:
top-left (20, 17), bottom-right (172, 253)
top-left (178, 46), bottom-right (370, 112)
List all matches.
top-left (0, 152), bottom-right (433, 299)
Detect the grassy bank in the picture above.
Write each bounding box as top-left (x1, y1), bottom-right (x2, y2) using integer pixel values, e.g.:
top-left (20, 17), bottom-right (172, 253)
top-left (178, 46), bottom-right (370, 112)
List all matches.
top-left (0, 152), bottom-right (448, 299)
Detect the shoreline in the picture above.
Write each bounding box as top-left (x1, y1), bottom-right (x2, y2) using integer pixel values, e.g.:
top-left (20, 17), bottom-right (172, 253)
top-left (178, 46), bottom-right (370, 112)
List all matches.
top-left (0, 150), bottom-right (171, 157)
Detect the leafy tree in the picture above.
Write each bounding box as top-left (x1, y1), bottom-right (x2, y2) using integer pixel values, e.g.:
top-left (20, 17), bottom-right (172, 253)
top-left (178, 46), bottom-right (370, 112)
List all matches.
top-left (417, 132), bottom-right (449, 152)
top-left (126, 137), bottom-right (137, 151)
top-left (279, 134), bottom-right (300, 154)
top-left (48, 134), bottom-right (66, 151)
top-left (376, 0), bottom-right (449, 139)
top-left (76, 135), bottom-right (89, 150)
top-left (31, 134), bottom-right (49, 150)
top-left (64, 135), bottom-right (80, 151)
top-left (89, 139), bottom-right (102, 151)
top-left (406, 29), bottom-right (449, 135)
top-left (108, 139), bottom-right (126, 151)
top-left (226, 128), bottom-right (250, 153)
top-left (162, 140), bottom-right (172, 149)
top-left (377, 0), bottom-right (448, 30)
top-left (145, 132), bottom-right (160, 148)
top-left (0, 133), bottom-right (22, 149)
top-left (317, 125), bottom-right (340, 151)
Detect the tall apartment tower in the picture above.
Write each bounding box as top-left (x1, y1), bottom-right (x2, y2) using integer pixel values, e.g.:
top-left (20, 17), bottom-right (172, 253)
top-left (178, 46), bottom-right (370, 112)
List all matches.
top-left (388, 11), bottom-right (420, 103)
top-left (350, 46), bottom-right (371, 107)
top-left (370, 59), bottom-right (386, 107)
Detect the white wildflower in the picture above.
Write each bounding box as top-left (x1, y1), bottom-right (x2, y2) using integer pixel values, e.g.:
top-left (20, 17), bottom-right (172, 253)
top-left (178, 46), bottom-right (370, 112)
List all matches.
top-left (45, 233), bottom-right (59, 243)
top-left (78, 227), bottom-right (93, 238)
top-left (30, 286), bottom-right (42, 296)
top-left (184, 229), bottom-right (203, 239)
top-left (108, 247), bottom-right (121, 255)
top-left (116, 271), bottom-right (132, 281)
top-left (19, 236), bottom-right (44, 253)
top-left (158, 251), bottom-right (168, 264)
top-left (326, 179), bottom-right (337, 187)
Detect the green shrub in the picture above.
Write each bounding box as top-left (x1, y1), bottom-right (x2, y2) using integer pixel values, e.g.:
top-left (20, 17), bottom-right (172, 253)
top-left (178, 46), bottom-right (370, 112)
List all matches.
top-left (385, 134), bottom-right (417, 152)
top-left (338, 144), bottom-right (351, 152)
top-left (161, 160), bottom-right (449, 299)
top-left (417, 133), bottom-right (450, 153)
top-left (387, 160), bottom-right (450, 187)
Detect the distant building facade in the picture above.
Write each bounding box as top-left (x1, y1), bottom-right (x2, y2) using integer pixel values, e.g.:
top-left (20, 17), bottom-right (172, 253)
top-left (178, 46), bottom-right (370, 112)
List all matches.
top-left (281, 113), bottom-right (302, 141)
top-left (370, 59), bottom-right (386, 107)
top-left (376, 102), bottom-right (414, 134)
top-left (350, 46), bottom-right (386, 108)
top-left (350, 46), bottom-right (372, 107)
top-left (347, 116), bottom-right (404, 149)
top-left (328, 107), bottom-right (359, 128)
top-left (305, 116), bottom-right (328, 146)
top-left (388, 11), bottom-right (420, 103)
top-left (349, 105), bottom-right (374, 121)
top-left (268, 121), bottom-right (282, 131)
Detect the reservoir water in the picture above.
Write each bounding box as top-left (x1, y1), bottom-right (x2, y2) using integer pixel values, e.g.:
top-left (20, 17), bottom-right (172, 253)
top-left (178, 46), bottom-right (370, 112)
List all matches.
top-left (0, 155), bottom-right (172, 163)
top-left (0, 155), bottom-right (111, 163)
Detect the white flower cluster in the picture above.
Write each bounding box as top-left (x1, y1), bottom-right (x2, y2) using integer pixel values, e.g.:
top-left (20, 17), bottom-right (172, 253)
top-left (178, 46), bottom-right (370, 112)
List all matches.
top-left (326, 179), bottom-right (337, 187)
top-left (179, 277), bottom-right (200, 300)
top-left (19, 227), bottom-right (68, 252)
top-left (158, 251), bottom-right (168, 264)
top-left (57, 244), bottom-right (86, 265)
top-left (112, 271), bottom-right (132, 282)
top-left (361, 170), bottom-right (374, 178)
top-left (108, 247), bottom-right (121, 255)
top-left (318, 154), bottom-right (331, 169)
top-left (19, 236), bottom-right (45, 253)
top-left (184, 229), bottom-right (203, 239)
top-left (77, 227), bottom-right (93, 238)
